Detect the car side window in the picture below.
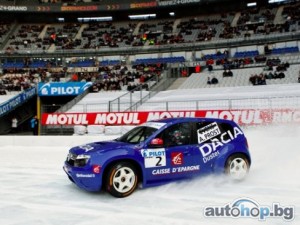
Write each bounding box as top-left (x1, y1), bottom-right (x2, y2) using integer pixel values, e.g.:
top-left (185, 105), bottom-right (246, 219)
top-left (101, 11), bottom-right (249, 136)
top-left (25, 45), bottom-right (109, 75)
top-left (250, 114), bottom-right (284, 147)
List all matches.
top-left (196, 121), bottom-right (233, 144)
top-left (119, 126), bottom-right (157, 144)
top-left (157, 122), bottom-right (191, 147)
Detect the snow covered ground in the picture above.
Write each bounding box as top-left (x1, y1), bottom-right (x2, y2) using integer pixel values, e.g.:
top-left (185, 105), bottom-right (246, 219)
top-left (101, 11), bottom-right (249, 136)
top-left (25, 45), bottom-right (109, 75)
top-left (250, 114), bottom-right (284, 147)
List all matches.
top-left (0, 124), bottom-right (299, 225)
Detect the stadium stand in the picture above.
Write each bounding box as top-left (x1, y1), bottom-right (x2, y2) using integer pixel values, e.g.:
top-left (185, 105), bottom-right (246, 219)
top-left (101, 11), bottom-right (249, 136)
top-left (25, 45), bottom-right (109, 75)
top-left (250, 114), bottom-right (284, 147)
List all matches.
top-left (1, 0), bottom-right (300, 135)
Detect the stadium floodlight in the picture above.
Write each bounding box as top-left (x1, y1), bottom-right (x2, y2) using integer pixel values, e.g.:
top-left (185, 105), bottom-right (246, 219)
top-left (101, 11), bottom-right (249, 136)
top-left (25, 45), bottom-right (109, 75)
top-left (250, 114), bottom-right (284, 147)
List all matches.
top-left (169, 12), bottom-right (175, 16)
top-left (57, 18), bottom-right (65, 22)
top-left (128, 14), bottom-right (156, 20)
top-left (247, 2), bottom-right (257, 7)
top-left (78, 17), bottom-right (113, 22)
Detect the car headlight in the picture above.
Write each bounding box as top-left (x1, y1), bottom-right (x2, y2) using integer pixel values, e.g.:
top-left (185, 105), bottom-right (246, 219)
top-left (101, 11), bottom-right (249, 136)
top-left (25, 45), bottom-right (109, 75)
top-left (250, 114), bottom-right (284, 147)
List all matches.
top-left (74, 154), bottom-right (90, 167)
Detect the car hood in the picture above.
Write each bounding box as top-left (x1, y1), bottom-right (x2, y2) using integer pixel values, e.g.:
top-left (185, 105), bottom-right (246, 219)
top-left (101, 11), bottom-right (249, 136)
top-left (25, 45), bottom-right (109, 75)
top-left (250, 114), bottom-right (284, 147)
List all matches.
top-left (69, 140), bottom-right (140, 155)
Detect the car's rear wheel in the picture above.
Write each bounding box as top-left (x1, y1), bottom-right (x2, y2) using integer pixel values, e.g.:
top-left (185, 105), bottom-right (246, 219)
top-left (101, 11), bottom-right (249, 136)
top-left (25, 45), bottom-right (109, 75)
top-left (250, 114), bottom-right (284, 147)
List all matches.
top-left (225, 154), bottom-right (250, 180)
top-left (106, 162), bottom-right (138, 198)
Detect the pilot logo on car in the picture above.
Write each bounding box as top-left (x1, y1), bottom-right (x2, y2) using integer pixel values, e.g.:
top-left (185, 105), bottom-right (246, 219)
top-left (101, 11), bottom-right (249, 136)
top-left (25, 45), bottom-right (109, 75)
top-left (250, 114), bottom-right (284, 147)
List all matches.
top-left (64, 117), bottom-right (251, 198)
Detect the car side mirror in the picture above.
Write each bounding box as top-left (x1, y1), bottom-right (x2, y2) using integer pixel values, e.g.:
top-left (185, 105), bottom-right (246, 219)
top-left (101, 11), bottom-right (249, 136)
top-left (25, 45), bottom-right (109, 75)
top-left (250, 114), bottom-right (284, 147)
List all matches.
top-left (149, 138), bottom-right (164, 147)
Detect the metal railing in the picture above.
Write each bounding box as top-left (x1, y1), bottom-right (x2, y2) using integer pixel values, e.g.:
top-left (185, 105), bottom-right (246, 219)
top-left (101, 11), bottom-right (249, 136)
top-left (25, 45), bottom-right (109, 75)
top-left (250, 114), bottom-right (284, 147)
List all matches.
top-left (108, 73), bottom-right (175, 112)
top-left (1, 31), bottom-right (300, 59)
top-left (55, 95), bottom-right (300, 113)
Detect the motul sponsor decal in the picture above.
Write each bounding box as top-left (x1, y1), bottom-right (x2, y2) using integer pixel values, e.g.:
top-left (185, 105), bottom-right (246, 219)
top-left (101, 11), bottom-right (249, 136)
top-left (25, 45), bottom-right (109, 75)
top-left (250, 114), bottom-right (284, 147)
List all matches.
top-left (205, 110), bottom-right (264, 124)
top-left (147, 111), bottom-right (196, 120)
top-left (42, 109), bottom-right (300, 125)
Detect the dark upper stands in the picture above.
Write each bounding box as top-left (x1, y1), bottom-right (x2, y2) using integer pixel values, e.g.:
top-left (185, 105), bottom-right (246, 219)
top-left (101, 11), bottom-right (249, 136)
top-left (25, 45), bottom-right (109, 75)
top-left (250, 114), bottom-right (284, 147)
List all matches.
top-left (1, 1), bottom-right (300, 95)
top-left (1, 2), bottom-right (299, 53)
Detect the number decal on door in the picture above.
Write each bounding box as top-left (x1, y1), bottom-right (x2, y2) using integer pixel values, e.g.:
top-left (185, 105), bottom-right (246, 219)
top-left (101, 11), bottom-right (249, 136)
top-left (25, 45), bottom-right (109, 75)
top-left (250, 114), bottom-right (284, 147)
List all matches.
top-left (156, 156), bottom-right (162, 166)
top-left (141, 148), bottom-right (166, 168)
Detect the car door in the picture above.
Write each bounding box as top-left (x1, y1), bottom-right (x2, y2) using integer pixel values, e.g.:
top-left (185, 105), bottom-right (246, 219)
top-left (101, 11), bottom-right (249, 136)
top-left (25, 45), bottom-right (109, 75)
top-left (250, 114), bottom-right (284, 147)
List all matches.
top-left (143, 122), bottom-right (201, 183)
top-left (191, 120), bottom-right (234, 174)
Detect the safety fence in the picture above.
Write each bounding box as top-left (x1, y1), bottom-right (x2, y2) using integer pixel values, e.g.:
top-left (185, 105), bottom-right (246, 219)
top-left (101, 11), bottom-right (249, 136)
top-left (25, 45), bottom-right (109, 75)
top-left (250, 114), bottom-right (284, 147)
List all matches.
top-left (40, 95), bottom-right (300, 135)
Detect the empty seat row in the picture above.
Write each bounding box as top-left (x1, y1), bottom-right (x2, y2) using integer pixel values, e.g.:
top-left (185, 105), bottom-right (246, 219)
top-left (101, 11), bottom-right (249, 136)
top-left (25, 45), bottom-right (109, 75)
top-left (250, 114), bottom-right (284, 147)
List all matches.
top-left (134, 56), bottom-right (185, 64)
top-left (271, 46), bottom-right (299, 54)
top-left (234, 50), bottom-right (259, 58)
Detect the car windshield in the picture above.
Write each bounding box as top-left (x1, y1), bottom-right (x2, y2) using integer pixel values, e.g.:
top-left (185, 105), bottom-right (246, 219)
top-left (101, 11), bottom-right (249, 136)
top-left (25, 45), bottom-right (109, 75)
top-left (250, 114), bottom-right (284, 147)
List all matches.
top-left (116, 126), bottom-right (158, 144)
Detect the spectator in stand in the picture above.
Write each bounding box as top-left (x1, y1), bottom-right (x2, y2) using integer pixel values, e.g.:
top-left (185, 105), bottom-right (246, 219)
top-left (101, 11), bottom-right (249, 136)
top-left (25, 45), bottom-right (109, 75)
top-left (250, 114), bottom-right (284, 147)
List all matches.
top-left (30, 116), bottom-right (39, 136)
top-left (278, 71), bottom-right (285, 79)
top-left (254, 55), bottom-right (267, 63)
top-left (223, 69), bottom-right (233, 77)
top-left (223, 70), bottom-right (228, 77)
top-left (181, 69), bottom-right (188, 77)
top-left (258, 74), bottom-right (266, 85)
top-left (265, 72), bottom-right (273, 79)
top-left (298, 73), bottom-right (300, 83)
top-left (0, 84), bottom-right (6, 95)
top-left (127, 82), bottom-right (136, 92)
top-left (249, 73), bottom-right (266, 85)
top-left (207, 76), bottom-right (211, 85)
top-left (264, 44), bottom-right (271, 55)
top-left (71, 73), bottom-right (78, 81)
top-left (249, 74), bottom-right (255, 85)
top-left (211, 76), bottom-right (218, 84)
top-left (11, 117), bottom-right (18, 133)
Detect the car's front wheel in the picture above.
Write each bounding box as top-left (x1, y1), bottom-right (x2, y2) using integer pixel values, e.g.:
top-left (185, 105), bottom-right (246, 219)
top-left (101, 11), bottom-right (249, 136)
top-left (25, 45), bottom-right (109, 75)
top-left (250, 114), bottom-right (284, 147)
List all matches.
top-left (225, 154), bottom-right (250, 180)
top-left (106, 162), bottom-right (138, 198)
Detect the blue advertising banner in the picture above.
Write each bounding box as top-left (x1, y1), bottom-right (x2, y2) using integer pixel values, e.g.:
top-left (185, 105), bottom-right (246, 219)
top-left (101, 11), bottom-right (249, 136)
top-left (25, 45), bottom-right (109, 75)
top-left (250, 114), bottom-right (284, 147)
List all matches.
top-left (0, 87), bottom-right (36, 117)
top-left (38, 82), bottom-right (92, 96)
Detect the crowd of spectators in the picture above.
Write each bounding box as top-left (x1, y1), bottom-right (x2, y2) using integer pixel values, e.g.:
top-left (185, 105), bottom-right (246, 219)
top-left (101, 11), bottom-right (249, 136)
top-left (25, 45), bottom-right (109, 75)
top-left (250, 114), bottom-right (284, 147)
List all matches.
top-left (1, 2), bottom-right (297, 53)
top-left (0, 22), bottom-right (11, 45)
top-left (223, 69), bottom-right (233, 77)
top-left (0, 72), bottom-right (36, 94)
top-left (249, 59), bottom-right (291, 86)
top-left (0, 61), bottom-right (68, 94)
top-left (89, 63), bottom-right (163, 92)
top-left (249, 73), bottom-right (267, 85)
top-left (216, 57), bottom-right (254, 69)
top-left (207, 76), bottom-right (218, 85)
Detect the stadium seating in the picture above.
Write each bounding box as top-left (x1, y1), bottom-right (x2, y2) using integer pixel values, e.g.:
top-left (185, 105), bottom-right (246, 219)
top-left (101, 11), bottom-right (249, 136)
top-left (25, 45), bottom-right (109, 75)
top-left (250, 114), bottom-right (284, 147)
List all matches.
top-left (134, 56), bottom-right (185, 64)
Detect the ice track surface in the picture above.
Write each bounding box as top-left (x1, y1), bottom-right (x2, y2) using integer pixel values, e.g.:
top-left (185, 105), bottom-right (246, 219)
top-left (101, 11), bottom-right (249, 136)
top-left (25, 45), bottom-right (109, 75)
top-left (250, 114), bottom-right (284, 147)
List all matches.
top-left (0, 125), bottom-right (299, 225)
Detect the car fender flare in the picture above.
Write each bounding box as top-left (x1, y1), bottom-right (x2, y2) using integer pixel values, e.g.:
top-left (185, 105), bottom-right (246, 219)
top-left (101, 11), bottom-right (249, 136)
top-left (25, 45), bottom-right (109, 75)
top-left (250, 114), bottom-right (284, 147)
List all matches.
top-left (213, 148), bottom-right (250, 173)
top-left (101, 154), bottom-right (145, 188)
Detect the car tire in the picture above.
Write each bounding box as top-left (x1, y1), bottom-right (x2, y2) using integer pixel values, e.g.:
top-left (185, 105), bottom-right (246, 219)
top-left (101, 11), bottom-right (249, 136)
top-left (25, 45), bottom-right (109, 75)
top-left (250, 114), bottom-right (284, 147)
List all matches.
top-left (105, 162), bottom-right (138, 198)
top-left (225, 153), bottom-right (250, 180)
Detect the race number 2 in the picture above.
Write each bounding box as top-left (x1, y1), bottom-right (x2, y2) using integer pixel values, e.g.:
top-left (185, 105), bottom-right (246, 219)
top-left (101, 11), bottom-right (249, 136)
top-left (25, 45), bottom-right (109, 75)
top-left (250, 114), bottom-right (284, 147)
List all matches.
top-left (156, 156), bottom-right (162, 166)
top-left (141, 149), bottom-right (166, 168)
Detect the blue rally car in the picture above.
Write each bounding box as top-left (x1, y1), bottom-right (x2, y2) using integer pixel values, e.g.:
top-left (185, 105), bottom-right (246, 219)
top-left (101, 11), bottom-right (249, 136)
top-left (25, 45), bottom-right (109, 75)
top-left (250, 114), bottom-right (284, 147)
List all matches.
top-left (63, 117), bottom-right (251, 197)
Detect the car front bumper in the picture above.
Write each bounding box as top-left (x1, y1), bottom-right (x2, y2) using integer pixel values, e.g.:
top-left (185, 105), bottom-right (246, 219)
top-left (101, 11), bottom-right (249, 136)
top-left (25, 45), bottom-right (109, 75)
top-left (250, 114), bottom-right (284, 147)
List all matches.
top-left (63, 162), bottom-right (102, 192)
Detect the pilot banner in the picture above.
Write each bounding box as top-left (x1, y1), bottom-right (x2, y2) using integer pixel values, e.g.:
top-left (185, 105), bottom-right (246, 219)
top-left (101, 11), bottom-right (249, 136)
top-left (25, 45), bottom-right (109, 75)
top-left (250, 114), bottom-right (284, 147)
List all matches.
top-left (0, 87), bottom-right (36, 116)
top-left (38, 82), bottom-right (92, 96)
top-left (41, 109), bottom-right (300, 126)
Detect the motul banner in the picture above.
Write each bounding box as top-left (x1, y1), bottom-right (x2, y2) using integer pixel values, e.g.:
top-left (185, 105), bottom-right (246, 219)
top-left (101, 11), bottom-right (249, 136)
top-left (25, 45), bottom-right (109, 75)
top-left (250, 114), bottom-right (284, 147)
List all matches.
top-left (41, 109), bottom-right (300, 126)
